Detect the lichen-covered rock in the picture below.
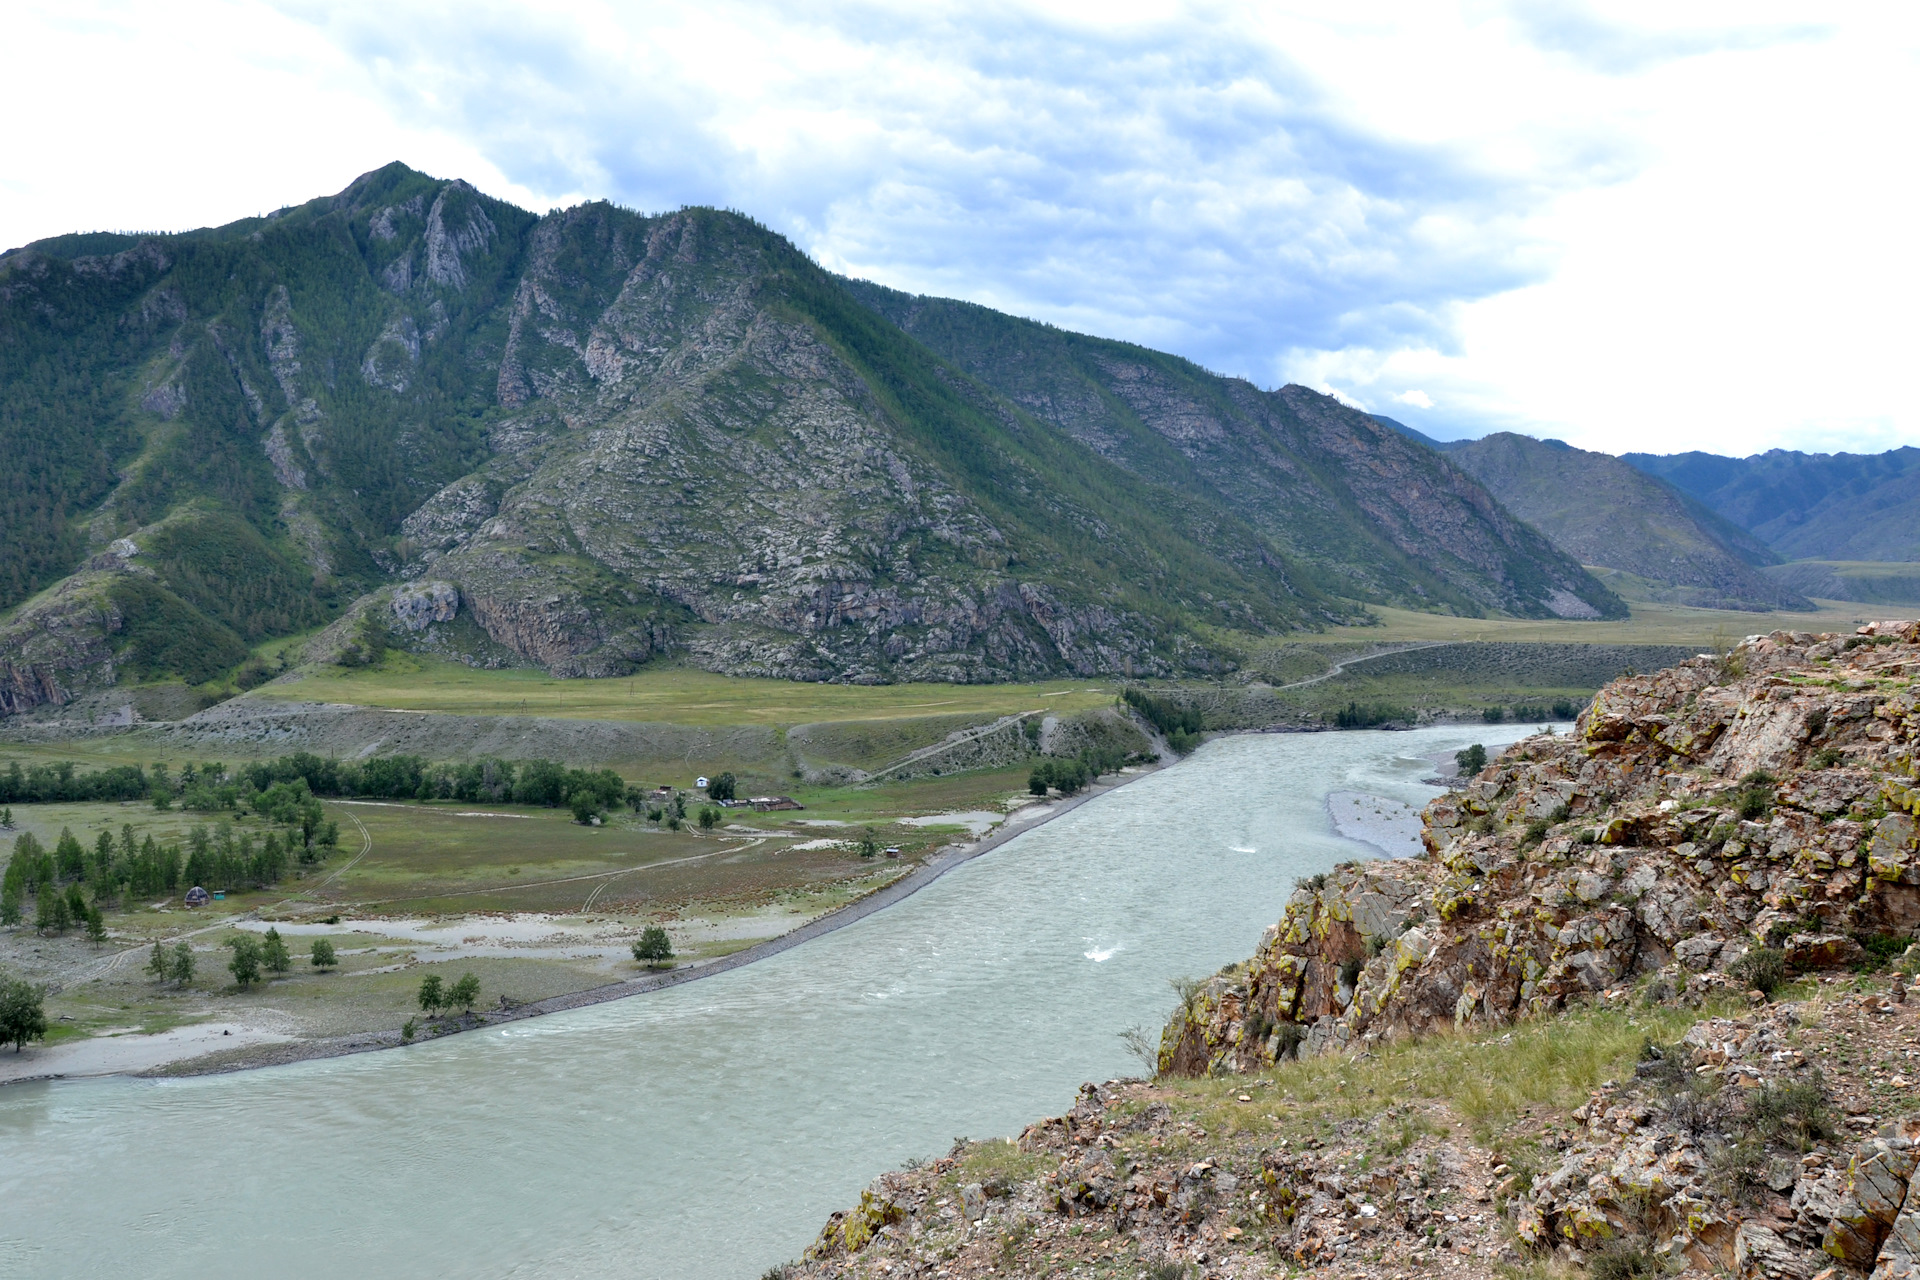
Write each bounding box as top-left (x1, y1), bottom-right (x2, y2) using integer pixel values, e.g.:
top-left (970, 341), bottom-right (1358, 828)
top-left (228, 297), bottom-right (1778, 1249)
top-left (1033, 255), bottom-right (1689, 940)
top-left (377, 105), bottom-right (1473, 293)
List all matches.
top-left (1163, 626), bottom-right (1920, 1071)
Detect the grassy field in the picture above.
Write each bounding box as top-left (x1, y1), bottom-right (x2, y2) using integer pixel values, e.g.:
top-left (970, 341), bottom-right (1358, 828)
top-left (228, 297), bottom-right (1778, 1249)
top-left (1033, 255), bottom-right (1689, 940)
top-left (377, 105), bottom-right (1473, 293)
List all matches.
top-left (1309, 596), bottom-right (1874, 647)
top-left (252, 653), bottom-right (1118, 725)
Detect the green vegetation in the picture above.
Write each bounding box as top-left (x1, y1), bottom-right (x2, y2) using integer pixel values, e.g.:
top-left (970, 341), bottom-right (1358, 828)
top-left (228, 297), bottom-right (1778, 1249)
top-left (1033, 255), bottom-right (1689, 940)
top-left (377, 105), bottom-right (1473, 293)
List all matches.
top-left (227, 935), bottom-right (263, 988)
top-left (1455, 744), bottom-right (1488, 776)
top-left (260, 659), bottom-right (1115, 725)
top-left (261, 926), bottom-right (291, 975)
top-left (417, 974), bottom-right (444, 1013)
top-left (632, 926), bottom-right (673, 968)
top-left (0, 975), bottom-right (49, 1052)
top-left (310, 938), bottom-right (337, 970)
top-left (1122, 688), bottom-right (1202, 754)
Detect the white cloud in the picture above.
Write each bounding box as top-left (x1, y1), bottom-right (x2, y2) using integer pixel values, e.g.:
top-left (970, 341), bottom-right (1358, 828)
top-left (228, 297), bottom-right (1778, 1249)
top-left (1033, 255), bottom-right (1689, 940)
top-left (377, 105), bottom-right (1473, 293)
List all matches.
top-left (3, 0), bottom-right (1915, 458)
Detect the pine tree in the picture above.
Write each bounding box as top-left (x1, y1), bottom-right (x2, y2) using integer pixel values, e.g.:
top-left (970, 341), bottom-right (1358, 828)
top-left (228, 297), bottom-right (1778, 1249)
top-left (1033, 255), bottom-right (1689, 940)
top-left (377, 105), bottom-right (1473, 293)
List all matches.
top-left (148, 939), bottom-right (168, 979)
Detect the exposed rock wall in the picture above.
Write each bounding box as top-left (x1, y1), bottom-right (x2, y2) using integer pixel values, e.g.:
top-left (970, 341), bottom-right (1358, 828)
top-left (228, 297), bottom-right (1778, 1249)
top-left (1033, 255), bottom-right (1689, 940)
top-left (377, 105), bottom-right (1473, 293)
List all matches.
top-left (1163, 621), bottom-right (1920, 1078)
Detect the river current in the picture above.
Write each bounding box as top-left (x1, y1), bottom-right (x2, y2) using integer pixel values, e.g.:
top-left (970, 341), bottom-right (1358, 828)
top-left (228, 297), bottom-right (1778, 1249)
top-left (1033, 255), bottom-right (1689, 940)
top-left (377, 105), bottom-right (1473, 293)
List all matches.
top-left (0, 725), bottom-right (1531, 1279)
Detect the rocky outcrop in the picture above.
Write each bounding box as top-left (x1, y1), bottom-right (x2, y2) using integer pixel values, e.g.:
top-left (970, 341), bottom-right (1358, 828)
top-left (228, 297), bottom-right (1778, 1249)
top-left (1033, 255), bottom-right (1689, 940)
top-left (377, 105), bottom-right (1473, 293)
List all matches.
top-left (1162, 622), bottom-right (1920, 1078)
top-left (389, 580), bottom-right (458, 631)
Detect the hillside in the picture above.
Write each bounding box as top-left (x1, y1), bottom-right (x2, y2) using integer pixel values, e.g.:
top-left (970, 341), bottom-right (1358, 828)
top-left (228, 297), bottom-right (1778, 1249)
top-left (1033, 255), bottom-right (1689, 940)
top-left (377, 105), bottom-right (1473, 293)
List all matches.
top-left (836, 280), bottom-right (1623, 625)
top-left (0, 164), bottom-right (1622, 716)
top-left (1625, 447), bottom-right (1920, 562)
top-left (1446, 433), bottom-right (1809, 611)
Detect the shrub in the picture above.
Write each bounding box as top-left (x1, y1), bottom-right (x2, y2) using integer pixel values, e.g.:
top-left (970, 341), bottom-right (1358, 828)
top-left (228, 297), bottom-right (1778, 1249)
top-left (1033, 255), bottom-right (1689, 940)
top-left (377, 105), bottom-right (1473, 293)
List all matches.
top-left (1729, 947), bottom-right (1787, 998)
top-left (1339, 957), bottom-right (1364, 988)
top-left (1481, 706), bottom-right (1506, 724)
top-left (447, 972), bottom-right (480, 1013)
top-left (1455, 744), bottom-right (1488, 776)
top-left (1740, 1074), bottom-right (1837, 1149)
top-left (1274, 1023), bottom-right (1307, 1060)
top-left (310, 938), bottom-right (337, 970)
top-left (1813, 746), bottom-right (1845, 769)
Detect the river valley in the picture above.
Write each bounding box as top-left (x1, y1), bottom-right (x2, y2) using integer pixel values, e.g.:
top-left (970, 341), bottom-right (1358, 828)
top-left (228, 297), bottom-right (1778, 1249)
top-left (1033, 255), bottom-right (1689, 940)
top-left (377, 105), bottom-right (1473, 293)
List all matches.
top-left (0, 725), bottom-right (1533, 1279)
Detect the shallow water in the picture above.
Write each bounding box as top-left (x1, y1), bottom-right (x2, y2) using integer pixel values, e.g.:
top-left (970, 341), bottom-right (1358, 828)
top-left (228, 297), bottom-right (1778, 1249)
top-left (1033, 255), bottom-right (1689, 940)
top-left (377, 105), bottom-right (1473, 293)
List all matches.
top-left (0, 725), bottom-right (1530, 1279)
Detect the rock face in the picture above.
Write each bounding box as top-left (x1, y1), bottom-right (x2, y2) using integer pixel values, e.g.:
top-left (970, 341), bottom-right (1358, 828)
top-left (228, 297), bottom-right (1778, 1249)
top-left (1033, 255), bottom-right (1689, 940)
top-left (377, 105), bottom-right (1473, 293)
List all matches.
top-left (1162, 621), bottom-right (1920, 1079)
top-left (389, 581), bottom-right (458, 632)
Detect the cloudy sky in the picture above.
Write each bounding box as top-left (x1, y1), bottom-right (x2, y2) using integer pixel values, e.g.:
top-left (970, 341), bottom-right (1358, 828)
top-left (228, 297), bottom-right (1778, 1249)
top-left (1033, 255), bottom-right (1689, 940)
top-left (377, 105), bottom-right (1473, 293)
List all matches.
top-left (6, 1), bottom-right (1916, 456)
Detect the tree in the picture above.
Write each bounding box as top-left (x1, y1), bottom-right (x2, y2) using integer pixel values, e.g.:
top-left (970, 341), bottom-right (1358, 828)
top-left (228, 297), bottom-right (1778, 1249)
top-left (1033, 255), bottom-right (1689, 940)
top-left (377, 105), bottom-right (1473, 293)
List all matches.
top-left (417, 973), bottom-right (445, 1014)
top-left (1455, 744), bottom-right (1488, 777)
top-left (0, 891), bottom-right (19, 927)
top-left (857, 826), bottom-right (879, 859)
top-left (228, 934), bottom-right (263, 988)
top-left (310, 938), bottom-right (337, 970)
top-left (632, 926), bottom-right (673, 968)
top-left (84, 906), bottom-right (106, 945)
top-left (447, 972), bottom-right (480, 1013)
top-left (0, 977), bottom-right (48, 1052)
top-left (261, 926), bottom-right (291, 974)
top-left (168, 942), bottom-right (195, 987)
top-left (148, 940), bottom-right (169, 979)
top-left (707, 772), bottom-right (736, 803)
top-left (698, 805), bottom-right (719, 830)
top-left (569, 795), bottom-right (601, 825)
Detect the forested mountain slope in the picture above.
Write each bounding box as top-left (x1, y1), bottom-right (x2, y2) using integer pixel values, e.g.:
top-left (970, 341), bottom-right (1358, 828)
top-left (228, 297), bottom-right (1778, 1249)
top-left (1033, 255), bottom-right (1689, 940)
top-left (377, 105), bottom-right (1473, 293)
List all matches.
top-left (838, 280), bottom-right (1622, 624)
top-left (1446, 433), bottom-right (1810, 611)
top-left (1624, 446), bottom-right (1920, 562)
top-left (0, 165), bottom-right (1622, 714)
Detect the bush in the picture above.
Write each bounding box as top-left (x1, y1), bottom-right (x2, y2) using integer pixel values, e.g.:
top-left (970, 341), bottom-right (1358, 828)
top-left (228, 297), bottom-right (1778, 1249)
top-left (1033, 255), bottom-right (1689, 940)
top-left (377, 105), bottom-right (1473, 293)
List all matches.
top-left (1481, 706), bottom-right (1506, 724)
top-left (1339, 957), bottom-right (1364, 987)
top-left (1729, 947), bottom-right (1788, 998)
top-left (697, 806), bottom-right (719, 830)
top-left (707, 772), bottom-right (736, 802)
top-left (1740, 1073), bottom-right (1837, 1149)
top-left (1273, 1022), bottom-right (1307, 1060)
top-left (310, 938), bottom-right (337, 970)
top-left (1455, 744), bottom-right (1487, 776)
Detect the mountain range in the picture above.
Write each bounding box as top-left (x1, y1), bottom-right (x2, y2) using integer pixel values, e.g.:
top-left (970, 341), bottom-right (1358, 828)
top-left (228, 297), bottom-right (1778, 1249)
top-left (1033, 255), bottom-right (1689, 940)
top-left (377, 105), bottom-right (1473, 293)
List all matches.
top-left (0, 164), bottom-right (1625, 713)
top-left (1375, 415), bottom-right (1919, 611)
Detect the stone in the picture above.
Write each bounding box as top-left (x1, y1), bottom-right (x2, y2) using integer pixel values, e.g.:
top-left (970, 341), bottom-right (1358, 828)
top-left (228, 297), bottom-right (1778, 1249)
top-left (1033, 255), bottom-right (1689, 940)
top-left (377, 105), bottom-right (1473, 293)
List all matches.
top-left (1786, 934), bottom-right (1868, 971)
top-left (391, 581), bottom-right (460, 632)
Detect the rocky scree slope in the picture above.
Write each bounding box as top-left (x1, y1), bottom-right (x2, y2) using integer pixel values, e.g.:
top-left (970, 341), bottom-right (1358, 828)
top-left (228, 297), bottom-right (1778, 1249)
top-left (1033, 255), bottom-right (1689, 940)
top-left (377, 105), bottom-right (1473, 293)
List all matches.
top-left (1447, 433), bottom-right (1806, 612)
top-left (841, 278), bottom-right (1625, 625)
top-left (0, 163), bottom-right (1622, 713)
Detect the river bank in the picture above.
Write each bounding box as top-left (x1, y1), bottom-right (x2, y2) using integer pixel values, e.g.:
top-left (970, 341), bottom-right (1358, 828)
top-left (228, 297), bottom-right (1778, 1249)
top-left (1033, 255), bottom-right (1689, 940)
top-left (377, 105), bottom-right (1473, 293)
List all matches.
top-left (0, 760), bottom-right (1169, 1084)
top-left (0, 725), bottom-right (1529, 1280)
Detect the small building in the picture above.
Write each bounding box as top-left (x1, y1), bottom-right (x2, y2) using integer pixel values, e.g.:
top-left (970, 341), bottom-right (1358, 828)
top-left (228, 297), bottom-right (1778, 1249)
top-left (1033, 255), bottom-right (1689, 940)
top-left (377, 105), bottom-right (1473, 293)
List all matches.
top-left (884, 847), bottom-right (901, 859)
top-left (749, 796), bottom-right (805, 812)
top-left (184, 886), bottom-right (210, 908)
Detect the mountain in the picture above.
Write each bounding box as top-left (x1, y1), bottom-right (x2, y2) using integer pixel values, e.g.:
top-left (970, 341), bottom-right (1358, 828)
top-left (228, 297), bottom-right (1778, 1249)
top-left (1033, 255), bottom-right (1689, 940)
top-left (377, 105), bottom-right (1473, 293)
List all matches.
top-left (1444, 433), bottom-right (1811, 611)
top-left (1367, 412), bottom-right (1454, 450)
top-left (0, 164), bottom-right (1623, 713)
top-left (1624, 446), bottom-right (1920, 562)
top-left (835, 281), bottom-right (1621, 624)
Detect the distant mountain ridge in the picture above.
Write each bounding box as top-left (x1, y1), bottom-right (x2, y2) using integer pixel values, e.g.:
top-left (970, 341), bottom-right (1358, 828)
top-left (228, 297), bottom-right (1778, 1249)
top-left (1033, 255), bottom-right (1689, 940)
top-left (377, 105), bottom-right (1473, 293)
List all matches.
top-left (1624, 447), bottom-right (1920, 562)
top-left (1443, 433), bottom-right (1810, 612)
top-left (0, 164), bottom-right (1623, 713)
